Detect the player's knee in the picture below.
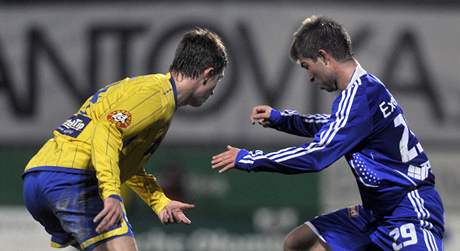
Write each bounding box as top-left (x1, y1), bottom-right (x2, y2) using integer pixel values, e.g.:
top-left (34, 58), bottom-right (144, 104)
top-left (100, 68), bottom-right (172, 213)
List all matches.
top-left (283, 233), bottom-right (299, 251)
top-left (283, 225), bottom-right (314, 251)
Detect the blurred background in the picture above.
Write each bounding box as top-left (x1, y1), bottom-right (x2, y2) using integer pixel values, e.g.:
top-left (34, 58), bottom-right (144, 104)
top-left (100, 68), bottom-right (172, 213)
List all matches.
top-left (0, 0), bottom-right (459, 250)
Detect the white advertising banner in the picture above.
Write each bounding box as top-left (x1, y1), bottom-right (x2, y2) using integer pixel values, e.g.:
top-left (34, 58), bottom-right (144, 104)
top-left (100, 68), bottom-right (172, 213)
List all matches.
top-left (0, 4), bottom-right (459, 145)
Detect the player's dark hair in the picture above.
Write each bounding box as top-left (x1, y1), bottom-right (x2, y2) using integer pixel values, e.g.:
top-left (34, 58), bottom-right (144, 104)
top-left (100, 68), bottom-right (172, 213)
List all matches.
top-left (170, 28), bottom-right (228, 79)
top-left (290, 16), bottom-right (353, 62)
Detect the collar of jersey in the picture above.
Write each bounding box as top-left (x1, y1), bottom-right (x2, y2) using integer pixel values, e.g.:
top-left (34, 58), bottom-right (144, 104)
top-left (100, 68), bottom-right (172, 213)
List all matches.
top-left (346, 63), bottom-right (367, 89)
top-left (167, 72), bottom-right (178, 110)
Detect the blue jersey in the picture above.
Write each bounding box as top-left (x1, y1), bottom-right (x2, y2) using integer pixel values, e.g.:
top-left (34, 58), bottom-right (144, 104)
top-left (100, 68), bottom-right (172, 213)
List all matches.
top-left (235, 65), bottom-right (440, 219)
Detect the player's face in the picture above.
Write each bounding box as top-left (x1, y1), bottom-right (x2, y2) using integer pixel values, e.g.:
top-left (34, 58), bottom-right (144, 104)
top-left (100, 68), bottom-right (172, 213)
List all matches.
top-left (189, 72), bottom-right (224, 107)
top-left (299, 57), bottom-right (338, 92)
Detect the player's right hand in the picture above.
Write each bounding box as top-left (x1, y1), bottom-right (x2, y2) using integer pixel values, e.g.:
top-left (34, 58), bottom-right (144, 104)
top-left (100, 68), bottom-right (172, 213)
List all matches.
top-left (251, 105), bottom-right (273, 127)
top-left (93, 196), bottom-right (123, 233)
top-left (158, 200), bottom-right (195, 225)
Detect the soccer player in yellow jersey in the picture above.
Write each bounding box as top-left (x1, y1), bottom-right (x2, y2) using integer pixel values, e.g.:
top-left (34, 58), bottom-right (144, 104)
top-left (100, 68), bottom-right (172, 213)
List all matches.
top-left (23, 28), bottom-right (228, 251)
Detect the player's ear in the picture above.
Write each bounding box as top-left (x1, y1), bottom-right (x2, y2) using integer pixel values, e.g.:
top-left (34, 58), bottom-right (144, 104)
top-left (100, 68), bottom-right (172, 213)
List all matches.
top-left (318, 49), bottom-right (330, 65)
top-left (202, 67), bottom-right (215, 85)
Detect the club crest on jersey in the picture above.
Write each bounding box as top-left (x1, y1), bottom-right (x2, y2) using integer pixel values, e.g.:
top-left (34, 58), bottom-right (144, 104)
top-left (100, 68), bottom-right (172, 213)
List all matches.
top-left (107, 110), bottom-right (132, 128)
top-left (56, 114), bottom-right (91, 137)
top-left (348, 205), bottom-right (360, 218)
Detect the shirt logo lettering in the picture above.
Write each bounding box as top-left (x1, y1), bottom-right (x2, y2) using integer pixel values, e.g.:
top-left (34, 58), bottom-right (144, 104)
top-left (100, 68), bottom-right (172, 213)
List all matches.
top-left (379, 96), bottom-right (398, 118)
top-left (56, 114), bottom-right (91, 137)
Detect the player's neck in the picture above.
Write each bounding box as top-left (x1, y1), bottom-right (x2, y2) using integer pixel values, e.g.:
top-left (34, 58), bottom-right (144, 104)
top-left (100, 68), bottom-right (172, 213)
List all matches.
top-left (336, 58), bottom-right (358, 90)
top-left (171, 72), bottom-right (199, 107)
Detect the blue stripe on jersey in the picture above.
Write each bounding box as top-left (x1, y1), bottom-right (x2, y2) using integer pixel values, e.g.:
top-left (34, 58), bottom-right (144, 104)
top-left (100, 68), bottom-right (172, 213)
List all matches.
top-left (90, 87), bottom-right (109, 104)
top-left (169, 73), bottom-right (178, 109)
top-left (23, 166), bottom-right (95, 178)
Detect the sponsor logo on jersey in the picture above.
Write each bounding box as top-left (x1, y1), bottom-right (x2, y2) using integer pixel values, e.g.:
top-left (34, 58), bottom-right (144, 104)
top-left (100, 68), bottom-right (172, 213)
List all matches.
top-left (107, 110), bottom-right (132, 128)
top-left (56, 114), bottom-right (91, 137)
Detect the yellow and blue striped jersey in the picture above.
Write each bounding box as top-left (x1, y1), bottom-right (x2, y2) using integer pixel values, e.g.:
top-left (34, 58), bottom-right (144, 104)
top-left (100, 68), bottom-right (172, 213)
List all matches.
top-left (25, 73), bottom-right (177, 214)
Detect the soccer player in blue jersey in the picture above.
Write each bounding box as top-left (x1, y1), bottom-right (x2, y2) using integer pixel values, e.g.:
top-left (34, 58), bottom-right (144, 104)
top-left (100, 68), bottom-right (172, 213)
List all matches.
top-left (212, 16), bottom-right (444, 251)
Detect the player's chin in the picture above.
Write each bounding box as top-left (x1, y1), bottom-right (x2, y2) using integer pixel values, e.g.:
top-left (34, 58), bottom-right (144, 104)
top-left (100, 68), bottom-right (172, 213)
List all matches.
top-left (189, 101), bottom-right (203, 107)
top-left (189, 98), bottom-right (207, 107)
top-left (320, 85), bottom-right (337, 92)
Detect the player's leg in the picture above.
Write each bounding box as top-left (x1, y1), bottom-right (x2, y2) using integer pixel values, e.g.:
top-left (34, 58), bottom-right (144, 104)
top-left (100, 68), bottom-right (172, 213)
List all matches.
top-left (370, 187), bottom-right (444, 250)
top-left (297, 205), bottom-right (378, 251)
top-left (23, 171), bottom-right (77, 248)
top-left (371, 221), bottom-right (443, 251)
top-left (283, 224), bottom-right (330, 251)
top-left (92, 235), bottom-right (138, 251)
top-left (41, 171), bottom-right (136, 250)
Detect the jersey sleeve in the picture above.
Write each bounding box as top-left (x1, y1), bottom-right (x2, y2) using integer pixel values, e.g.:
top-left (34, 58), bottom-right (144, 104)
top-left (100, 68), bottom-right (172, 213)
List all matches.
top-left (236, 83), bottom-right (372, 173)
top-left (91, 120), bottom-right (123, 200)
top-left (91, 82), bottom-right (167, 201)
top-left (269, 108), bottom-right (330, 137)
top-left (125, 169), bottom-right (171, 215)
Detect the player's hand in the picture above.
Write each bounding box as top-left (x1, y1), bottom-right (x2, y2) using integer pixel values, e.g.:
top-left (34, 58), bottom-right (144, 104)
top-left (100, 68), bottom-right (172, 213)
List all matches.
top-left (211, 145), bottom-right (240, 173)
top-left (93, 197), bottom-right (123, 233)
top-left (251, 105), bottom-right (273, 127)
top-left (158, 200), bottom-right (195, 225)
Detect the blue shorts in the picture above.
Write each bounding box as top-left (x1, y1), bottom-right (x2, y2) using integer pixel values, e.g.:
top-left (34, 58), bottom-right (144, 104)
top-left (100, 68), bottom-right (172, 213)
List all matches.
top-left (308, 187), bottom-right (444, 251)
top-left (23, 170), bottom-right (134, 250)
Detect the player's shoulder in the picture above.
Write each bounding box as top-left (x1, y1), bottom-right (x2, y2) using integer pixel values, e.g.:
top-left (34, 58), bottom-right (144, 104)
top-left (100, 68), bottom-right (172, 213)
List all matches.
top-left (357, 73), bottom-right (392, 101)
top-left (353, 70), bottom-right (374, 87)
top-left (358, 72), bottom-right (387, 91)
top-left (333, 72), bottom-right (388, 112)
top-left (131, 73), bottom-right (166, 82)
top-left (121, 73), bottom-right (170, 93)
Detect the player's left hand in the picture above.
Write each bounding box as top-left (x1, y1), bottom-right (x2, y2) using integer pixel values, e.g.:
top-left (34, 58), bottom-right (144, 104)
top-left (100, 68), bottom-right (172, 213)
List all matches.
top-left (93, 196), bottom-right (123, 233)
top-left (159, 200), bottom-right (195, 225)
top-left (211, 145), bottom-right (240, 173)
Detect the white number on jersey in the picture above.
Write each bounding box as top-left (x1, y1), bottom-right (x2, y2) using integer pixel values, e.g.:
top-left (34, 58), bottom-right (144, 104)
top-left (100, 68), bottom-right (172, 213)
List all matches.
top-left (393, 114), bottom-right (431, 181)
top-left (393, 114), bottom-right (419, 163)
top-left (389, 223), bottom-right (418, 250)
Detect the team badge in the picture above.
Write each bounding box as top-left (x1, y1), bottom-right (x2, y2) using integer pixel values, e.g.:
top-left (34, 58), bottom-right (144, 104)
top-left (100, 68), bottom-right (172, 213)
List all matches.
top-left (107, 110), bottom-right (132, 128)
top-left (348, 205), bottom-right (360, 218)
